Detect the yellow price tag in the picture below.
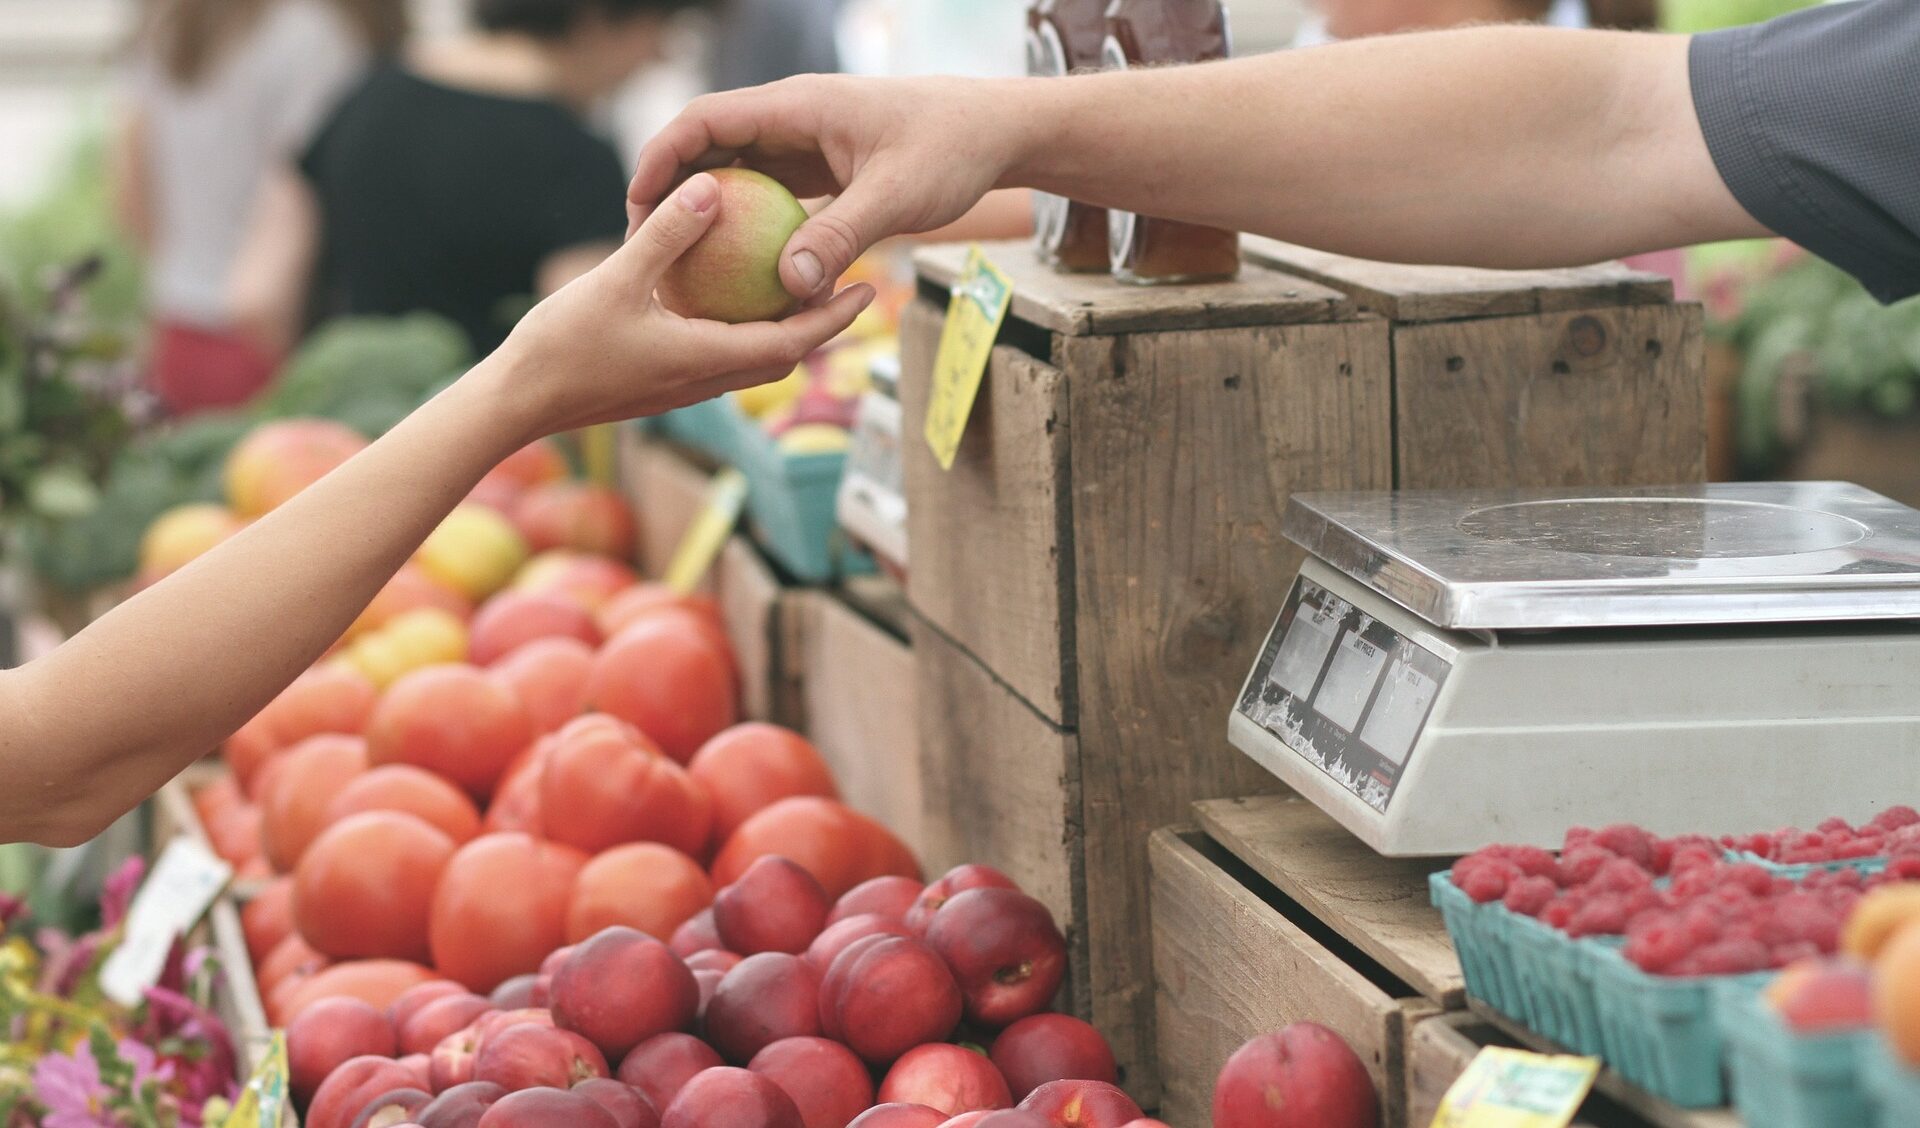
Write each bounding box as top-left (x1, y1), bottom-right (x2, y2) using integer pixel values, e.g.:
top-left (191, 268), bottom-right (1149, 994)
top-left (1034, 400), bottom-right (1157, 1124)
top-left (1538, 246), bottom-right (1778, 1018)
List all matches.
top-left (222, 1030), bottom-right (290, 1128)
top-left (664, 467), bottom-right (747, 595)
top-left (1432, 1047), bottom-right (1599, 1128)
top-left (924, 245), bottom-right (1014, 471)
top-left (581, 423), bottom-right (618, 487)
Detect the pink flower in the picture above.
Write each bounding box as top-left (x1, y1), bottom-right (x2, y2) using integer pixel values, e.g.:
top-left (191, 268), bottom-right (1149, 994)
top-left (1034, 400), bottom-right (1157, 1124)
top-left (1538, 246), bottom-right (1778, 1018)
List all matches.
top-left (100, 857), bottom-right (145, 931)
top-left (0, 890), bottom-right (24, 933)
top-left (32, 1043), bottom-right (114, 1128)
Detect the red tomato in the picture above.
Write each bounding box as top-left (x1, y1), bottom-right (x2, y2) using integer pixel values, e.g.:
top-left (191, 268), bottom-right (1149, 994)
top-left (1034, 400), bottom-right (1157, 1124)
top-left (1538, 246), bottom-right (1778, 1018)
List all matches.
top-left (366, 664), bottom-right (531, 800)
top-left (325, 764), bottom-right (483, 844)
top-left (294, 811), bottom-right (456, 962)
top-left (587, 616), bottom-right (737, 763)
top-left (429, 833), bottom-right (588, 992)
top-left (490, 637), bottom-right (594, 735)
top-left (276, 959), bottom-right (438, 1024)
top-left (712, 797), bottom-right (921, 899)
top-left (261, 665), bottom-right (378, 746)
top-left (242, 877), bottom-right (295, 962)
top-left (467, 591), bottom-right (601, 666)
top-left (539, 715), bottom-right (712, 857)
top-left (688, 723), bottom-right (840, 843)
top-left (260, 735), bottom-right (368, 872)
top-left (566, 842), bottom-right (714, 943)
top-left (257, 932), bottom-right (329, 994)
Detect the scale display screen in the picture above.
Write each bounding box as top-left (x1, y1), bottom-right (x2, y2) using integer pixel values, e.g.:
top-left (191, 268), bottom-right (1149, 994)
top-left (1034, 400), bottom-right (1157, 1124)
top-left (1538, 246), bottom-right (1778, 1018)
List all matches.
top-left (1238, 575), bottom-right (1451, 812)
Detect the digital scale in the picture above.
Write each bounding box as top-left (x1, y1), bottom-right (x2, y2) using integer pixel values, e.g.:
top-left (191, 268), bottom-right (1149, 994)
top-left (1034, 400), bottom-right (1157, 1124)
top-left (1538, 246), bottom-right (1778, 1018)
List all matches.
top-left (1228, 482), bottom-right (1920, 856)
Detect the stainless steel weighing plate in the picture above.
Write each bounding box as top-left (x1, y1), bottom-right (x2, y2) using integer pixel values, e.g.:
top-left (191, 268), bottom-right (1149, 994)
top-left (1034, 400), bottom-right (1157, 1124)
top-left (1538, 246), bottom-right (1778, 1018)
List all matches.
top-left (1283, 481), bottom-right (1920, 631)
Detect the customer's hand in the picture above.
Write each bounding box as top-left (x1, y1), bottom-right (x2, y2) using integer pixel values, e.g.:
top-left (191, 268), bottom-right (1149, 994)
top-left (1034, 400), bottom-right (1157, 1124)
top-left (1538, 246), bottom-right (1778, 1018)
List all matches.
top-left (496, 170), bottom-right (875, 440)
top-left (628, 75), bottom-right (1024, 301)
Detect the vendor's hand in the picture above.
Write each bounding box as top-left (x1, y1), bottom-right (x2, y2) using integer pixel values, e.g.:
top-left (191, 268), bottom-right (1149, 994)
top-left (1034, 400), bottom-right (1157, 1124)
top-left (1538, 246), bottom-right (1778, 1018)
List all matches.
top-left (497, 171), bottom-right (875, 440)
top-left (628, 75), bottom-right (1024, 301)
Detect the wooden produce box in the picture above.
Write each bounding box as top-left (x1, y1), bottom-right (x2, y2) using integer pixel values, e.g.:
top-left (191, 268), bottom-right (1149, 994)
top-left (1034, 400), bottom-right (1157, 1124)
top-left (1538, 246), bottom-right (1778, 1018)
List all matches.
top-left (900, 241), bottom-right (1704, 1098)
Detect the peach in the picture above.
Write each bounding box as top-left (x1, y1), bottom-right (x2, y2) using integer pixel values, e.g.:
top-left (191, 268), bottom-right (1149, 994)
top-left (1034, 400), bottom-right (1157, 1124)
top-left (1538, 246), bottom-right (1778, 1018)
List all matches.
top-left (818, 935), bottom-right (961, 1064)
top-left (309, 1056), bottom-right (422, 1128)
top-left (1765, 957), bottom-right (1874, 1032)
top-left (476, 1088), bottom-right (618, 1128)
top-left (490, 976), bottom-right (540, 1011)
top-left (1115, 1121), bottom-right (1172, 1128)
top-left (656, 169), bottom-right (808, 324)
top-left (552, 926), bottom-right (700, 1060)
top-left (805, 914), bottom-right (914, 974)
top-left (473, 1022), bottom-right (609, 1091)
top-left (950, 1114), bottom-right (1050, 1128)
top-left (225, 714), bottom-right (282, 797)
top-left (878, 1045), bottom-right (1012, 1116)
top-left (572, 1078), bottom-right (661, 1128)
top-left (491, 638), bottom-right (594, 735)
top-left (715, 856), bottom-right (832, 956)
top-left (704, 953), bottom-right (822, 1064)
top-left (280, 961), bottom-right (440, 1024)
top-left (671, 910), bottom-right (723, 957)
top-left (469, 592), bottom-right (601, 666)
top-left (618, 1033), bottom-right (724, 1113)
top-left (288, 998), bottom-right (397, 1104)
top-left (418, 1081), bottom-right (507, 1128)
top-left (1016, 1080), bottom-right (1141, 1128)
top-left (748, 1036), bottom-right (874, 1128)
top-left (418, 504), bottom-right (530, 602)
top-left (431, 1024), bottom-right (485, 1093)
top-left (400, 994), bottom-right (494, 1057)
top-left (294, 811), bottom-right (454, 962)
top-left (661, 1066), bottom-right (804, 1128)
top-left (597, 586), bottom-right (725, 645)
top-left (848, 1105), bottom-right (948, 1128)
top-left (1212, 1025), bottom-right (1378, 1128)
top-left (924, 890), bottom-right (1066, 1028)
top-left (685, 950), bottom-right (742, 974)
top-left (991, 1015), bottom-right (1117, 1100)
top-left (137, 503), bottom-right (244, 579)
top-left (906, 866), bottom-right (1018, 935)
top-left (830, 877), bottom-right (925, 927)
top-left (511, 482), bottom-right (637, 558)
top-left (367, 665), bottom-right (531, 800)
top-left (488, 441), bottom-right (570, 492)
top-left (225, 418), bottom-right (367, 518)
top-left (350, 1088), bottom-right (433, 1128)
top-left (327, 765), bottom-right (483, 846)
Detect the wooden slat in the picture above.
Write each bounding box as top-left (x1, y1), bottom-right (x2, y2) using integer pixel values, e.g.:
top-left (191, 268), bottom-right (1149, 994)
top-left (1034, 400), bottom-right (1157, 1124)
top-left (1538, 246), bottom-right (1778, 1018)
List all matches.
top-left (1150, 828), bottom-right (1439, 1128)
top-left (619, 429), bottom-right (718, 584)
top-left (913, 241), bottom-right (1352, 337)
top-left (1243, 236), bottom-right (1673, 322)
top-left (1064, 318), bottom-right (1395, 1104)
top-left (713, 536), bottom-right (788, 723)
top-left (1195, 795), bottom-right (1465, 1008)
top-left (1407, 1015), bottom-right (1608, 1128)
top-left (901, 305), bottom-right (1073, 722)
top-left (1392, 304), bottom-right (1707, 489)
top-left (797, 592), bottom-right (922, 851)
top-left (910, 616), bottom-right (1083, 1011)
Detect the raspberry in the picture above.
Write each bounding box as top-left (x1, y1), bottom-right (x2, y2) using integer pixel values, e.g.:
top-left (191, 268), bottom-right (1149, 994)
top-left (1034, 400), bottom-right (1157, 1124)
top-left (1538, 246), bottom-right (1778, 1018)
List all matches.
top-left (1689, 938), bottom-right (1770, 976)
top-left (1594, 825), bottom-right (1657, 871)
top-left (1728, 864), bottom-right (1775, 896)
top-left (1567, 894), bottom-right (1631, 937)
top-left (1459, 859), bottom-right (1521, 903)
top-left (1591, 858), bottom-right (1655, 895)
top-left (1541, 899), bottom-right (1577, 930)
top-left (1483, 845), bottom-right (1561, 882)
top-left (1886, 855), bottom-right (1920, 883)
top-left (1562, 826), bottom-right (1597, 852)
top-left (1818, 817), bottom-right (1853, 835)
top-left (1872, 806), bottom-right (1920, 832)
top-left (1668, 846), bottom-right (1721, 877)
top-left (1558, 846), bottom-right (1618, 887)
top-left (1501, 875), bottom-right (1558, 917)
top-left (1624, 917), bottom-right (1694, 973)
top-left (1761, 893), bottom-right (1841, 951)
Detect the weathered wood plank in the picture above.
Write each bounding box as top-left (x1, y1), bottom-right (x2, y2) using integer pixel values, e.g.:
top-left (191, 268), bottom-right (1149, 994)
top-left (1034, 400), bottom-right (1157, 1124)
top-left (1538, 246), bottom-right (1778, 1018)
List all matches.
top-left (713, 536), bottom-right (787, 723)
top-left (619, 429), bottom-right (718, 584)
top-left (1151, 828), bottom-right (1438, 1128)
top-left (914, 241), bottom-right (1352, 337)
top-left (1066, 319), bottom-right (1395, 1104)
top-left (1392, 304), bottom-right (1707, 488)
top-left (1243, 236), bottom-right (1673, 322)
top-left (798, 591), bottom-right (922, 851)
top-left (1195, 794), bottom-right (1465, 1008)
top-left (901, 303), bottom-right (1073, 722)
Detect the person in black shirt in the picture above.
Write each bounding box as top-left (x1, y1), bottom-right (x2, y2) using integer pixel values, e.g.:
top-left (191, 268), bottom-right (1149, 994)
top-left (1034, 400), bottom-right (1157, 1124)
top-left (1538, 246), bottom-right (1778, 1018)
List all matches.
top-left (231, 0), bottom-right (709, 355)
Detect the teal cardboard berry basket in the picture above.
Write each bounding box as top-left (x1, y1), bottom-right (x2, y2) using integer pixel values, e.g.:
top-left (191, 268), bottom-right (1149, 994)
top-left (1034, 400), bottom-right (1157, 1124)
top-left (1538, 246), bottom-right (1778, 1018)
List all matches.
top-left (1508, 913), bottom-right (1610, 1055)
top-left (1430, 872), bottom-right (1528, 1023)
top-left (1587, 944), bottom-right (1774, 1107)
top-left (1863, 1036), bottom-right (1920, 1128)
top-left (1722, 849), bottom-right (1889, 880)
top-left (1719, 981), bottom-right (1872, 1128)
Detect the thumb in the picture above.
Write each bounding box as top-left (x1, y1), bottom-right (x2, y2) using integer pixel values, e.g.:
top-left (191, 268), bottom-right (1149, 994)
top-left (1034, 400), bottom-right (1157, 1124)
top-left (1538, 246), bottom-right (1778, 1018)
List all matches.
top-left (779, 182), bottom-right (905, 299)
top-left (616, 172), bottom-right (722, 292)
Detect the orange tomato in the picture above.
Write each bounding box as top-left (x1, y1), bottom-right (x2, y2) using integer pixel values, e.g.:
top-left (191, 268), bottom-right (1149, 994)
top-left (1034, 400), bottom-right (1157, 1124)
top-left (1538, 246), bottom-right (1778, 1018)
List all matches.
top-left (261, 665), bottom-right (378, 747)
top-left (257, 932), bottom-right (329, 994)
top-left (490, 637), bottom-right (594, 735)
top-left (294, 811), bottom-right (457, 962)
top-left (242, 877), bottom-right (296, 963)
top-left (490, 440), bottom-right (570, 490)
top-left (224, 715), bottom-right (281, 796)
top-left (688, 723), bottom-right (840, 843)
top-left (567, 842), bottom-right (714, 944)
top-left (325, 764), bottom-right (483, 844)
top-left (260, 735), bottom-right (368, 872)
top-left (366, 664), bottom-right (531, 800)
top-left (276, 959), bottom-right (438, 1024)
top-left (205, 802), bottom-right (263, 868)
top-left (429, 833), bottom-right (588, 992)
top-left (510, 482), bottom-right (637, 558)
top-left (348, 563), bottom-right (474, 642)
top-left (539, 716), bottom-right (712, 857)
top-left (467, 591), bottom-right (600, 667)
top-left (192, 774), bottom-right (243, 827)
top-left (712, 797), bottom-right (921, 899)
top-left (512, 551), bottom-right (638, 611)
top-left (596, 584), bottom-right (720, 639)
top-left (587, 616), bottom-right (737, 763)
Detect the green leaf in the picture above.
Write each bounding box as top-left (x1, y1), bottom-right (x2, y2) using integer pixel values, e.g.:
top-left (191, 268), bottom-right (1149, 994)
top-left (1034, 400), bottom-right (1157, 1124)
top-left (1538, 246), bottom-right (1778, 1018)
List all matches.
top-left (26, 464), bottom-right (99, 519)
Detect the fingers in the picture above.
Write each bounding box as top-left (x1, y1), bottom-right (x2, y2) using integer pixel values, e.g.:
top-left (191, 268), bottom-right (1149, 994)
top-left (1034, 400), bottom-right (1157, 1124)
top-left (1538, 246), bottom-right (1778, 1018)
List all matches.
top-left (707, 283), bottom-right (877, 372)
top-left (779, 186), bottom-right (908, 300)
top-left (612, 172), bottom-right (722, 293)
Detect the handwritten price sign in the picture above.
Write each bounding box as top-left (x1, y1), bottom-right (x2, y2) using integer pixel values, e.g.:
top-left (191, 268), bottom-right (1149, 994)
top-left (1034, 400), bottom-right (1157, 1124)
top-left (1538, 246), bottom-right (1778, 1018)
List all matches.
top-left (924, 246), bottom-right (1014, 471)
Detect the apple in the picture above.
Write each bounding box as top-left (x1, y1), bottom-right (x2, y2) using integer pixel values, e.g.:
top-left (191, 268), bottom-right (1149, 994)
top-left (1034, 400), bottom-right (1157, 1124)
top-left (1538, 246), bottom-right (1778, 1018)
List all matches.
top-left (572, 1078), bottom-right (661, 1128)
top-left (878, 1044), bottom-right (1013, 1116)
top-left (704, 953), bottom-right (822, 1064)
top-left (818, 935), bottom-right (962, 1063)
top-left (417, 1081), bottom-right (507, 1128)
top-left (990, 1015), bottom-right (1118, 1100)
top-left (476, 1088), bottom-right (618, 1128)
top-left (924, 890), bottom-right (1067, 1027)
top-left (657, 169), bottom-right (809, 324)
top-left (552, 926), bottom-right (700, 1060)
top-left (1015, 1080), bottom-right (1141, 1128)
top-left (310, 1057), bottom-right (426, 1128)
top-left (472, 1022), bottom-right (609, 1091)
top-left (350, 1089), bottom-right (433, 1128)
top-left (715, 856), bottom-right (833, 956)
top-left (289, 998), bottom-right (398, 1104)
top-left (847, 1105), bottom-right (947, 1128)
top-left (400, 994), bottom-right (493, 1057)
top-left (618, 1032), bottom-right (724, 1113)
top-left (662, 1066), bottom-right (805, 1128)
top-left (1212, 1025), bottom-right (1378, 1128)
top-left (906, 866), bottom-right (1019, 935)
top-left (805, 914), bottom-right (915, 974)
top-left (747, 1036), bottom-right (874, 1128)
top-left (831, 877), bottom-right (925, 926)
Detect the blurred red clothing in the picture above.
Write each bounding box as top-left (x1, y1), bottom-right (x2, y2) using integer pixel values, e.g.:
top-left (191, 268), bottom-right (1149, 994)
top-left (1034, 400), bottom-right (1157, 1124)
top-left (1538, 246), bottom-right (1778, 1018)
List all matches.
top-left (148, 320), bottom-right (278, 416)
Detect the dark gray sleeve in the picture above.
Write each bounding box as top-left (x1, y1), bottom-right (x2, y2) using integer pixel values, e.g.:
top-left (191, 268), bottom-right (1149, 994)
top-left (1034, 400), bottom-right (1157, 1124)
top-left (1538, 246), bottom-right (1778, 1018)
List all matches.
top-left (1689, 0), bottom-right (1920, 304)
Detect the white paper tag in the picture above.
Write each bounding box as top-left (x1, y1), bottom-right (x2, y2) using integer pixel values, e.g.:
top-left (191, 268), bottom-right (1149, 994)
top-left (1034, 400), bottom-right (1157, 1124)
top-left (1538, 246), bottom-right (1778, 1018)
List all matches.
top-left (99, 836), bottom-right (233, 1006)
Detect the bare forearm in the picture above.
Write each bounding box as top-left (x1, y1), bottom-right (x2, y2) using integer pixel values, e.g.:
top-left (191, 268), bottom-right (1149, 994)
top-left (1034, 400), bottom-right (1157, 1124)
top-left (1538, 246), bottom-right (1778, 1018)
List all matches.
top-left (1, 355), bottom-right (531, 843)
top-left (1004, 27), bottom-right (1764, 266)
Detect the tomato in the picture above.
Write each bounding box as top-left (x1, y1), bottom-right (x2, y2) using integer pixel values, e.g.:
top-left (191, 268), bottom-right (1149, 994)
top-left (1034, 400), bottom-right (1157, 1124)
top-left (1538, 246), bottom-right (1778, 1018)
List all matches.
top-left (294, 811), bottom-right (456, 962)
top-left (325, 764), bottom-right (483, 844)
top-left (224, 714), bottom-right (281, 796)
top-left (366, 664), bottom-right (531, 800)
top-left (467, 591), bottom-right (601, 666)
top-left (205, 801), bottom-right (263, 868)
top-left (539, 715), bottom-right (712, 857)
top-left (490, 637), bottom-right (594, 735)
top-left (490, 440), bottom-right (569, 490)
top-left (688, 723), bottom-right (840, 843)
top-left (429, 833), bottom-right (588, 992)
top-left (712, 797), bottom-right (922, 898)
top-left (595, 584), bottom-right (725, 644)
top-left (510, 482), bottom-right (637, 557)
top-left (242, 877), bottom-right (296, 963)
top-left (566, 842), bottom-right (714, 944)
top-left (348, 563), bottom-right (474, 641)
top-left (512, 551), bottom-right (638, 611)
top-left (261, 665), bottom-right (378, 747)
top-left (257, 932), bottom-right (329, 994)
top-left (260, 735), bottom-right (368, 872)
top-left (587, 615), bottom-right (737, 763)
top-left (192, 774), bottom-right (242, 827)
top-left (484, 752), bottom-right (547, 836)
top-left (277, 959), bottom-right (438, 1024)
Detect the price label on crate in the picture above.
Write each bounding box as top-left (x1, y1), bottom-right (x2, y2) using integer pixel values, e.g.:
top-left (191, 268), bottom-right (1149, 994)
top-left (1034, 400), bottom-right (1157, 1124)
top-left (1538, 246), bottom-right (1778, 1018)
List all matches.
top-left (1431, 1046), bottom-right (1599, 1128)
top-left (221, 1030), bottom-right (290, 1128)
top-left (98, 836), bottom-right (232, 1006)
top-left (664, 467), bottom-right (747, 594)
top-left (924, 245), bottom-right (1013, 471)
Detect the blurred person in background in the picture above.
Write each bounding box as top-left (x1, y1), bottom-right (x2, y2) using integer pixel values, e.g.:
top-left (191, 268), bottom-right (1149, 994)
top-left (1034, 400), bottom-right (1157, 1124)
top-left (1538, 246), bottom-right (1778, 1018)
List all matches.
top-left (231, 0), bottom-right (711, 357)
top-left (708, 0), bottom-right (842, 91)
top-left (112, 0), bottom-right (405, 416)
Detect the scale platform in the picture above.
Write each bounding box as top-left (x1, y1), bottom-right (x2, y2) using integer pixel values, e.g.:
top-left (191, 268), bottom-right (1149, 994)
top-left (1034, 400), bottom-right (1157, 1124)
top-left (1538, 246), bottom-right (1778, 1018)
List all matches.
top-left (1228, 482), bottom-right (1920, 856)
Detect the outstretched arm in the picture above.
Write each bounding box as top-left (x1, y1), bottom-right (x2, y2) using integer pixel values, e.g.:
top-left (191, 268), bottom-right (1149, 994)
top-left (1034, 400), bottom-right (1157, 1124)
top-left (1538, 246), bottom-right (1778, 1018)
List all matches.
top-left (631, 26), bottom-right (1765, 299)
top-left (0, 174), bottom-right (874, 847)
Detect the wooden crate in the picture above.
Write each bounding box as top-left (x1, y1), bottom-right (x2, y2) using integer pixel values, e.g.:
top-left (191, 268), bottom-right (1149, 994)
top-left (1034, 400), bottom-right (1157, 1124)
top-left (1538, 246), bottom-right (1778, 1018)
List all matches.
top-left (1150, 826), bottom-right (1442, 1128)
top-left (900, 240), bottom-right (1704, 1099)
